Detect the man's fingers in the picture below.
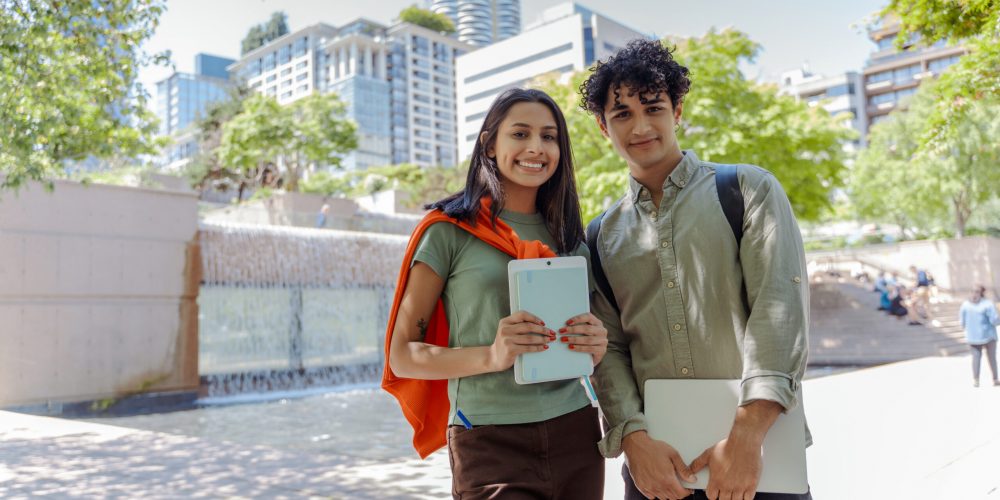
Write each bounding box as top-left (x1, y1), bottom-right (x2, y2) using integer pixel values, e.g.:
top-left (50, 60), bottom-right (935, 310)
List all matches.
top-left (671, 450), bottom-right (697, 482)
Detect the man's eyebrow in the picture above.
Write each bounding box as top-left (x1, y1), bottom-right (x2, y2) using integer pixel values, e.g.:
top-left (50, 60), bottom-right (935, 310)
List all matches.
top-left (609, 103), bottom-right (630, 111)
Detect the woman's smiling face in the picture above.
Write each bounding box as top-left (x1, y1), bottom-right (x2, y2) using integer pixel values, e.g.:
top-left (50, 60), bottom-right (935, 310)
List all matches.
top-left (485, 101), bottom-right (561, 194)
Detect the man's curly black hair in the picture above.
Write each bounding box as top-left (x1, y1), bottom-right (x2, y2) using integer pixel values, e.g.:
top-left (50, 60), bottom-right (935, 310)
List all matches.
top-left (579, 38), bottom-right (691, 121)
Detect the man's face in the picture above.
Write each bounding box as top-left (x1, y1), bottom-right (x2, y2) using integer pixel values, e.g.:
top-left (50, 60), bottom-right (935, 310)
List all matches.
top-left (597, 84), bottom-right (683, 173)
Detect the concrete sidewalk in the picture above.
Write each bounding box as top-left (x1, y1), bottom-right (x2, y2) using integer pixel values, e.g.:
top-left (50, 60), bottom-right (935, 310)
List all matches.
top-left (2, 356), bottom-right (998, 499)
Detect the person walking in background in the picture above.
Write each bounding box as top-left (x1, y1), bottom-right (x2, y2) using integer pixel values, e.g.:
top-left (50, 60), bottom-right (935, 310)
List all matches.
top-left (316, 203), bottom-right (330, 228)
top-left (959, 285), bottom-right (1000, 387)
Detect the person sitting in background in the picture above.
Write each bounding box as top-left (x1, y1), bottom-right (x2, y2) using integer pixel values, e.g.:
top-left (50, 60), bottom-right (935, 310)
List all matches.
top-left (888, 285), bottom-right (923, 326)
top-left (874, 272), bottom-right (891, 311)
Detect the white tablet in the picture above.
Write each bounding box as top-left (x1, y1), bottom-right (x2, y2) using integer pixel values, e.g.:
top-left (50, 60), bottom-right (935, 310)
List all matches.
top-left (644, 379), bottom-right (808, 494)
top-left (508, 256), bottom-right (593, 384)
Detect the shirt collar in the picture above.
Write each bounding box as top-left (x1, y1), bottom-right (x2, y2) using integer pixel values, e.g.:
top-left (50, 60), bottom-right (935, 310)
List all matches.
top-left (627, 150), bottom-right (700, 203)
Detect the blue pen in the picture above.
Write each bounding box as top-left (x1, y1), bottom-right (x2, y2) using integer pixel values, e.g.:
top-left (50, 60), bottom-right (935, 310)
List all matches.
top-left (456, 409), bottom-right (473, 429)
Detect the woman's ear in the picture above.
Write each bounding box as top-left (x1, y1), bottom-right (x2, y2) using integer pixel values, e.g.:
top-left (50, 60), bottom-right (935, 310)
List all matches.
top-left (480, 131), bottom-right (494, 158)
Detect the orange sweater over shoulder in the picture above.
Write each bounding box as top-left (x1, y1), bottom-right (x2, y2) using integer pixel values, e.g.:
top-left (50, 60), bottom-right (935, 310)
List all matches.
top-left (380, 198), bottom-right (556, 458)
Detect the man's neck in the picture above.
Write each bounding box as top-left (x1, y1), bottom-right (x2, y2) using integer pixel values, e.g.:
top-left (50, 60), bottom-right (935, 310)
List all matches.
top-left (631, 149), bottom-right (684, 208)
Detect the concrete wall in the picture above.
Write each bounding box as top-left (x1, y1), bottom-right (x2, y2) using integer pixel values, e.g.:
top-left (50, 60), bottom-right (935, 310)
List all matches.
top-left (0, 180), bottom-right (200, 406)
top-left (807, 236), bottom-right (1000, 295)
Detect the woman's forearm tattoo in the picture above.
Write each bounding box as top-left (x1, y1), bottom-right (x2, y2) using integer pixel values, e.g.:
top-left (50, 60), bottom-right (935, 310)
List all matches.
top-left (417, 318), bottom-right (428, 341)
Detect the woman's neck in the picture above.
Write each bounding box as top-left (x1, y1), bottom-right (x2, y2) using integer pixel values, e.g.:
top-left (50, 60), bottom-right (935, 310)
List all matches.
top-left (501, 184), bottom-right (538, 214)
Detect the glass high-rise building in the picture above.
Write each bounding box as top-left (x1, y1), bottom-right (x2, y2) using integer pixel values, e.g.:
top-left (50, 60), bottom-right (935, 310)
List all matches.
top-left (430, 0), bottom-right (521, 47)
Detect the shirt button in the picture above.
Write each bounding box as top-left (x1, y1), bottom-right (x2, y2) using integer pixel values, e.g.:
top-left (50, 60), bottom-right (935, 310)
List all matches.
top-left (661, 241), bottom-right (670, 248)
top-left (681, 367), bottom-right (690, 375)
top-left (793, 276), bottom-right (802, 283)
top-left (667, 281), bottom-right (675, 288)
top-left (678, 180), bottom-right (686, 187)
top-left (673, 323), bottom-right (682, 331)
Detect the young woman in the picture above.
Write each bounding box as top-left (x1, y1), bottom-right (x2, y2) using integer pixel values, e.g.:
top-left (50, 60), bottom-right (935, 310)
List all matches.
top-left (382, 88), bottom-right (608, 499)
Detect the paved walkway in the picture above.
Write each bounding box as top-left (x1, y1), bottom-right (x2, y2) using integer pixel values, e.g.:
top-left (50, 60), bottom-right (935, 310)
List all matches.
top-left (2, 356), bottom-right (998, 499)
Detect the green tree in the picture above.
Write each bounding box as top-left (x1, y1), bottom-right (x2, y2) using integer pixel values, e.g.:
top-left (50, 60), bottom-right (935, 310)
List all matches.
top-left (398, 5), bottom-right (455, 34)
top-left (217, 93), bottom-right (357, 198)
top-left (537, 30), bottom-right (854, 222)
top-left (851, 89), bottom-right (1000, 237)
top-left (183, 85), bottom-right (253, 192)
top-left (0, 0), bottom-right (167, 192)
top-left (882, 0), bottom-right (1000, 139)
top-left (241, 11), bottom-right (289, 55)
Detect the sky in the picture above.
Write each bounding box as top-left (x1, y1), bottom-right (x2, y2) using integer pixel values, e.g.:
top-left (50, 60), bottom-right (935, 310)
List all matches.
top-left (139, 0), bottom-right (887, 91)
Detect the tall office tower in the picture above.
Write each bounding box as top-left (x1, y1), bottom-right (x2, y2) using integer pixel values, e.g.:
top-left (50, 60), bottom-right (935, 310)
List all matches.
top-left (229, 23), bottom-right (338, 106)
top-left (386, 23), bottom-right (473, 167)
top-left (780, 69), bottom-right (868, 150)
top-left (862, 17), bottom-right (965, 129)
top-left (456, 2), bottom-right (645, 159)
top-left (155, 53), bottom-right (236, 169)
top-left (431, 0), bottom-right (521, 46)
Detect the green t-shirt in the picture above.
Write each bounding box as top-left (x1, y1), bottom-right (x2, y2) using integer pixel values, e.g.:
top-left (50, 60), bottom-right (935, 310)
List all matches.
top-left (412, 209), bottom-right (592, 426)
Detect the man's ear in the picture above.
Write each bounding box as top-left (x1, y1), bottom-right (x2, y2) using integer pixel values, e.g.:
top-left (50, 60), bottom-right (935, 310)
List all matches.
top-left (480, 131), bottom-right (494, 158)
top-left (674, 102), bottom-right (684, 122)
top-left (595, 116), bottom-right (609, 139)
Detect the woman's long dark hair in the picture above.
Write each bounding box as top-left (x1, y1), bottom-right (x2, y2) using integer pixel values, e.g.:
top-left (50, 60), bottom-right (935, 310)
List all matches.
top-left (426, 88), bottom-right (584, 255)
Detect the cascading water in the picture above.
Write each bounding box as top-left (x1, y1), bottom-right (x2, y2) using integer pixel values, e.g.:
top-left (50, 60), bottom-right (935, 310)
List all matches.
top-left (198, 221), bottom-right (409, 397)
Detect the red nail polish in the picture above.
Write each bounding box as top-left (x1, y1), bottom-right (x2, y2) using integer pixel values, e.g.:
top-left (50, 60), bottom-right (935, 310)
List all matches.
top-left (568, 345), bottom-right (575, 350)
top-left (561, 337), bottom-right (569, 342)
top-left (566, 319), bottom-right (574, 325)
top-left (543, 345), bottom-right (549, 350)
top-left (540, 321), bottom-right (545, 326)
top-left (558, 327), bottom-right (567, 334)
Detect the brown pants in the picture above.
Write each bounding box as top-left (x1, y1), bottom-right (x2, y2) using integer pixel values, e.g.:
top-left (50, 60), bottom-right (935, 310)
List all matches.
top-left (447, 405), bottom-right (604, 499)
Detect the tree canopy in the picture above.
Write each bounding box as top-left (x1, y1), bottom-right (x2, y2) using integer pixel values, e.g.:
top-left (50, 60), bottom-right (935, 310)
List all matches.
top-left (851, 88), bottom-right (1000, 238)
top-left (398, 5), bottom-right (455, 34)
top-left (882, 0), bottom-right (1000, 142)
top-left (537, 30), bottom-right (854, 222)
top-left (216, 93), bottom-right (357, 197)
top-left (0, 0), bottom-right (166, 192)
top-left (241, 12), bottom-right (289, 55)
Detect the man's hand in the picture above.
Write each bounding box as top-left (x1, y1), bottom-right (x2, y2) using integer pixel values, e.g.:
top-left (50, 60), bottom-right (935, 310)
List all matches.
top-left (622, 431), bottom-right (696, 500)
top-left (688, 400), bottom-right (783, 500)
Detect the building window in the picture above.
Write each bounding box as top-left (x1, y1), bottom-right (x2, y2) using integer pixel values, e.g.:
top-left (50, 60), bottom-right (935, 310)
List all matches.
top-left (294, 37), bottom-right (309, 57)
top-left (279, 45), bottom-right (291, 64)
top-left (296, 61), bottom-right (308, 70)
top-left (296, 72), bottom-right (308, 81)
top-left (297, 84), bottom-right (309, 93)
top-left (263, 53), bottom-right (275, 71)
top-left (282, 79), bottom-right (292, 88)
top-left (281, 67), bottom-right (292, 76)
top-left (281, 91), bottom-right (292, 99)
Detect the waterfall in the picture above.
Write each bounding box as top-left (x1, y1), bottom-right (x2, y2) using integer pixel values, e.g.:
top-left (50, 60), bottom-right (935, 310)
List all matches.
top-left (198, 222), bottom-right (409, 397)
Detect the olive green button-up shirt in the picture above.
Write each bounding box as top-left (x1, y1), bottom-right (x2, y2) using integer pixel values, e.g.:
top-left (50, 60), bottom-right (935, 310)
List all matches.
top-left (591, 150), bottom-right (810, 458)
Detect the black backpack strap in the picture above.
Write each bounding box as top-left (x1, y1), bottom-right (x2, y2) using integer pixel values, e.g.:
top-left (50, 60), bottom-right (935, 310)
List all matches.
top-left (715, 164), bottom-right (744, 248)
top-left (586, 210), bottom-right (619, 313)
top-left (715, 164), bottom-right (750, 313)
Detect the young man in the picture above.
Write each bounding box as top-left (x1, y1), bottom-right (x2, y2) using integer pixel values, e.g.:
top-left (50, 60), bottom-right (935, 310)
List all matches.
top-left (579, 39), bottom-right (811, 500)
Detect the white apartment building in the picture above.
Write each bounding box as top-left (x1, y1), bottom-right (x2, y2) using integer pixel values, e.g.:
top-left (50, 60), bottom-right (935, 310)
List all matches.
top-left (780, 69), bottom-right (867, 150)
top-left (229, 19), bottom-right (472, 171)
top-left (230, 24), bottom-right (338, 106)
top-left (455, 2), bottom-right (646, 159)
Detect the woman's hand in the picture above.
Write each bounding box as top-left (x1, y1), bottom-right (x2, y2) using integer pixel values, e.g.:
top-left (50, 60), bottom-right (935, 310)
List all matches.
top-left (559, 313), bottom-right (609, 366)
top-left (489, 311), bottom-right (555, 372)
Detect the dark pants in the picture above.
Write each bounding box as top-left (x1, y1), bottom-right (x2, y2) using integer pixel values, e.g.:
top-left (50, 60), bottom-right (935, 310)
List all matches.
top-left (623, 464), bottom-right (812, 500)
top-left (971, 339), bottom-right (999, 382)
top-left (447, 405), bottom-right (604, 499)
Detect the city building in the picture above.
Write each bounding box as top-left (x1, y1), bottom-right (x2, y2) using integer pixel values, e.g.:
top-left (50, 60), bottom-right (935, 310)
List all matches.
top-left (229, 19), bottom-right (472, 171)
top-left (862, 18), bottom-right (965, 128)
top-left (155, 53), bottom-right (236, 169)
top-left (430, 0), bottom-right (520, 47)
top-left (780, 68), bottom-right (867, 150)
top-left (455, 2), bottom-right (646, 159)
top-left (229, 23), bottom-right (337, 106)
top-left (385, 22), bottom-right (472, 167)
top-left (156, 53), bottom-right (235, 137)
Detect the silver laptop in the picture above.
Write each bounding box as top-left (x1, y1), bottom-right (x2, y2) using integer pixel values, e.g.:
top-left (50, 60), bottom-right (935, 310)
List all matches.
top-left (644, 379), bottom-right (808, 494)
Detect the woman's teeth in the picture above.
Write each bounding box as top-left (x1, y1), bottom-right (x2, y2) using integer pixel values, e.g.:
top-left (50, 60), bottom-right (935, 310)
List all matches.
top-left (517, 161), bottom-right (544, 170)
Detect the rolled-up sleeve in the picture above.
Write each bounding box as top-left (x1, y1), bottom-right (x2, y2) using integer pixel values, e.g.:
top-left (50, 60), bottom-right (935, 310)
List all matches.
top-left (591, 266), bottom-right (647, 458)
top-left (737, 170), bottom-right (809, 412)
